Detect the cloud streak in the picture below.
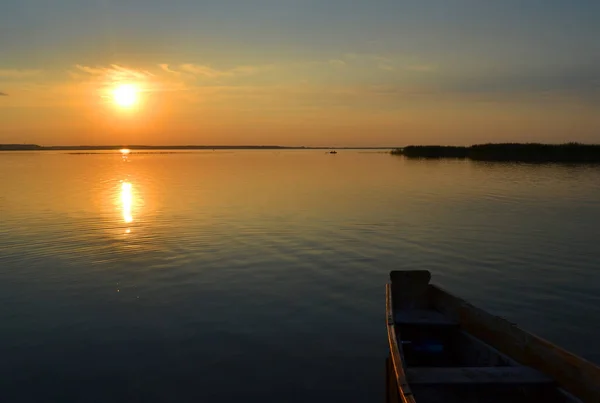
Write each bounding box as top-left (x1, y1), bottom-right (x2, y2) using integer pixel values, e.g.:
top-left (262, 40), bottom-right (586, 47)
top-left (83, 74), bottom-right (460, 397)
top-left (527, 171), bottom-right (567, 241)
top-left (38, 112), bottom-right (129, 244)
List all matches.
top-left (178, 63), bottom-right (268, 79)
top-left (66, 57), bottom-right (599, 108)
top-left (75, 64), bottom-right (154, 81)
top-left (405, 63), bottom-right (436, 72)
top-left (0, 92), bottom-right (7, 96)
top-left (0, 69), bottom-right (42, 78)
top-left (158, 64), bottom-right (179, 74)
top-left (328, 59), bottom-right (346, 67)
top-left (429, 67), bottom-right (600, 102)
top-left (338, 53), bottom-right (437, 73)
top-left (69, 64), bottom-right (192, 97)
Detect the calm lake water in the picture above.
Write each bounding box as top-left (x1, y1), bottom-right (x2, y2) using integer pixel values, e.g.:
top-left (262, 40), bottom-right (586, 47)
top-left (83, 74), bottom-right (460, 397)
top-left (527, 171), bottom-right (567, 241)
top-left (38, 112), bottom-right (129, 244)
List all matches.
top-left (1, 150), bottom-right (599, 402)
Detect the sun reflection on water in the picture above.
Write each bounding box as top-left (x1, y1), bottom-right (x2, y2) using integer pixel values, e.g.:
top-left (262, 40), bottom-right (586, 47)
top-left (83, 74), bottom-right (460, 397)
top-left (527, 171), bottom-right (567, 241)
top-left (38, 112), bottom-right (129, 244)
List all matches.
top-left (121, 181), bottom-right (133, 224)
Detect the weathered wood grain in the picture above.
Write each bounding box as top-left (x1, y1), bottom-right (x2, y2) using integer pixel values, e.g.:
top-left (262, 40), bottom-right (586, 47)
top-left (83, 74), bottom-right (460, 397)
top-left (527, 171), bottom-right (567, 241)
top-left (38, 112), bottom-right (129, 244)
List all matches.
top-left (429, 284), bottom-right (600, 402)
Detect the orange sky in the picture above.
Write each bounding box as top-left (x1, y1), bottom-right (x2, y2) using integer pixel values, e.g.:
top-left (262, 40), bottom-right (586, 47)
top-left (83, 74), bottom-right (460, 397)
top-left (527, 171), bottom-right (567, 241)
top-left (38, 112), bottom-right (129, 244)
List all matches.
top-left (1, 61), bottom-right (598, 147)
top-left (2, 2), bottom-right (600, 146)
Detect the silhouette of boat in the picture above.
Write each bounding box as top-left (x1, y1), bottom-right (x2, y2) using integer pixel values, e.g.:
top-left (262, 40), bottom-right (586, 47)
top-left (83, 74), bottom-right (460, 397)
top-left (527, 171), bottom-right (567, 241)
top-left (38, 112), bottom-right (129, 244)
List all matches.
top-left (329, 150), bottom-right (337, 154)
top-left (386, 270), bottom-right (599, 403)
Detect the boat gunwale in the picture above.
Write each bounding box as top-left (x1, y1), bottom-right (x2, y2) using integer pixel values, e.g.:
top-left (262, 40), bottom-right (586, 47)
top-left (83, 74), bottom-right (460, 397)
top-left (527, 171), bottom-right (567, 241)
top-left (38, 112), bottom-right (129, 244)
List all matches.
top-left (428, 283), bottom-right (600, 402)
top-left (386, 271), bottom-right (600, 402)
top-left (386, 283), bottom-right (416, 403)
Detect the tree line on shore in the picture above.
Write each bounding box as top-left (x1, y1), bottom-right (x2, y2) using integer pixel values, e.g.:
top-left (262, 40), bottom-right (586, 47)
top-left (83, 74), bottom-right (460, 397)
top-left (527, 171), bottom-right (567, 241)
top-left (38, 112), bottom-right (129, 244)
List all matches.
top-left (391, 143), bottom-right (600, 163)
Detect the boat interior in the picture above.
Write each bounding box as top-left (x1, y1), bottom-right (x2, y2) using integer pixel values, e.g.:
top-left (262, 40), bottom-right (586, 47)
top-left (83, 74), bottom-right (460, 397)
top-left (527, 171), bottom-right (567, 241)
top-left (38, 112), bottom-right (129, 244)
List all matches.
top-left (388, 271), bottom-right (582, 403)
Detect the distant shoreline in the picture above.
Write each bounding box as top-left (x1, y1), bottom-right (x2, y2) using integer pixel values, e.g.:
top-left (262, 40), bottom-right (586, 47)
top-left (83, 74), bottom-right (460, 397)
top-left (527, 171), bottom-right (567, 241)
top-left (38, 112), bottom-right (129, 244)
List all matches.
top-left (0, 144), bottom-right (395, 151)
top-left (391, 143), bottom-right (600, 163)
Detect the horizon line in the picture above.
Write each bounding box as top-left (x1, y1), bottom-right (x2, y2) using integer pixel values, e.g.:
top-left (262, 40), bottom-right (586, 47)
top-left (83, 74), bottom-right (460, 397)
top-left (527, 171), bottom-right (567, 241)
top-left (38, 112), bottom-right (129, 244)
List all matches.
top-left (0, 144), bottom-right (400, 150)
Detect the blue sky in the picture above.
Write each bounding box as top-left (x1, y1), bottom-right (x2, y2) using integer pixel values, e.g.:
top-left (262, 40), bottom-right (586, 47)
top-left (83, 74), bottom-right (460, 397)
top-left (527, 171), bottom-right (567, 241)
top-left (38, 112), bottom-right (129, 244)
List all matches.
top-left (4, 0), bottom-right (598, 65)
top-left (1, 0), bottom-right (599, 145)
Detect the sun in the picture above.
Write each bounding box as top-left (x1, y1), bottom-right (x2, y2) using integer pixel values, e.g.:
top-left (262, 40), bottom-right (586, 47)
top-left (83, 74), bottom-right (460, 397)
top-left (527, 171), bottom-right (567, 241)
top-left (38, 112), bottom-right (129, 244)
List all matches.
top-left (113, 84), bottom-right (138, 108)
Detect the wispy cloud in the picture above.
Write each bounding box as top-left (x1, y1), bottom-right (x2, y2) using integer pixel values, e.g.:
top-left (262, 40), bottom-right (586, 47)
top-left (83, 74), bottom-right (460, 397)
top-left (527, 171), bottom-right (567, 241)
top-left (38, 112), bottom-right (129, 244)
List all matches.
top-left (0, 92), bottom-right (7, 96)
top-left (75, 64), bottom-right (153, 82)
top-left (370, 56), bottom-right (394, 72)
top-left (338, 53), bottom-right (437, 73)
top-left (110, 64), bottom-right (154, 78)
top-left (179, 63), bottom-right (269, 79)
top-left (405, 63), bottom-right (436, 72)
top-left (64, 57), bottom-right (441, 105)
top-left (378, 63), bottom-right (395, 71)
top-left (161, 62), bottom-right (268, 90)
top-left (69, 63), bottom-right (192, 97)
top-left (341, 53), bottom-right (396, 70)
top-left (159, 64), bottom-right (179, 74)
top-left (328, 59), bottom-right (346, 68)
top-left (0, 69), bottom-right (42, 78)
top-left (431, 66), bottom-right (600, 98)
top-left (74, 65), bottom-right (105, 75)
top-left (357, 65), bottom-right (600, 105)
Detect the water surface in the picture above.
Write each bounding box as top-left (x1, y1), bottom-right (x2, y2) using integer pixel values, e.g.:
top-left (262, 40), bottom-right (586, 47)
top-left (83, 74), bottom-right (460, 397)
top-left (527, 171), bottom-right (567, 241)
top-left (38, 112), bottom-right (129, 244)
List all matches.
top-left (1, 150), bottom-right (599, 402)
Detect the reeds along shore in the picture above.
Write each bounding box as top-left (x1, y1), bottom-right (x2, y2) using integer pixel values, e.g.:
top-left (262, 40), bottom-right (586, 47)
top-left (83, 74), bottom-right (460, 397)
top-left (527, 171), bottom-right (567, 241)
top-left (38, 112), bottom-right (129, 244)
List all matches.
top-left (392, 143), bottom-right (600, 162)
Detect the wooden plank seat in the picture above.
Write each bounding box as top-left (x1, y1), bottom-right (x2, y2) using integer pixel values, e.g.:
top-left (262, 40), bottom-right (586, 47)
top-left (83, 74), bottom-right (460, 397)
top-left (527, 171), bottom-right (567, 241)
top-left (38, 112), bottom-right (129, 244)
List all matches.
top-left (394, 309), bottom-right (458, 326)
top-left (406, 366), bottom-right (554, 385)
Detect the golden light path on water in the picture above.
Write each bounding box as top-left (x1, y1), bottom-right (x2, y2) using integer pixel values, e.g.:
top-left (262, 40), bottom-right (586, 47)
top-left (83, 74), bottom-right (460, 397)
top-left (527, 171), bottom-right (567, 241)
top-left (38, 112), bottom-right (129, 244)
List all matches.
top-left (121, 181), bottom-right (133, 225)
top-left (119, 148), bottom-right (133, 233)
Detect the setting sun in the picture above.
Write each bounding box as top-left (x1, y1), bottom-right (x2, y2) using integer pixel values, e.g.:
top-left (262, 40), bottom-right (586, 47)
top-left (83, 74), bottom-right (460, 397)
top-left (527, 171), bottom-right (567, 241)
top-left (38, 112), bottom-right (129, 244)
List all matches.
top-left (113, 84), bottom-right (138, 108)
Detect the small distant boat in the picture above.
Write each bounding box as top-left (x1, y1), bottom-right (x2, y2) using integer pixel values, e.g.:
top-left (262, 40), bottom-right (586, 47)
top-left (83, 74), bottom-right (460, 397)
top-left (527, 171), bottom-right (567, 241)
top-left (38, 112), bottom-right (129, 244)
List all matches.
top-left (329, 150), bottom-right (337, 154)
top-left (386, 270), bottom-right (600, 403)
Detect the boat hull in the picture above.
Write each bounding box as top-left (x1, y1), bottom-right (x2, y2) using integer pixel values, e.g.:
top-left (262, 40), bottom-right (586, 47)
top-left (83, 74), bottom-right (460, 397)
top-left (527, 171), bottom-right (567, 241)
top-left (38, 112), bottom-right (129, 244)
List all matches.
top-left (386, 271), bottom-right (600, 403)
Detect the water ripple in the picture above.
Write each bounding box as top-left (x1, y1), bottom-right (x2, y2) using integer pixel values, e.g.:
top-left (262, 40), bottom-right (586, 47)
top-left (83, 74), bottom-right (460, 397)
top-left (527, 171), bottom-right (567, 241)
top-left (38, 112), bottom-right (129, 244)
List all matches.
top-left (0, 151), bottom-right (599, 402)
